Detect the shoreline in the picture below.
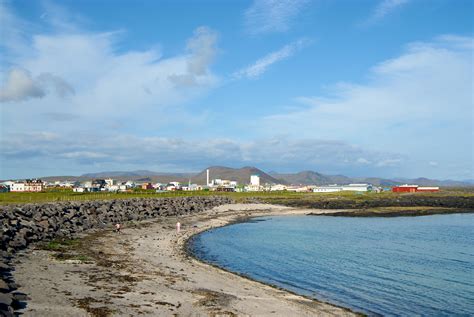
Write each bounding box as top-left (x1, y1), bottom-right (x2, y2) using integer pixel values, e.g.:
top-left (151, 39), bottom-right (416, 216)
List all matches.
top-left (183, 222), bottom-right (360, 316)
top-left (13, 204), bottom-right (358, 316)
top-left (308, 207), bottom-right (473, 217)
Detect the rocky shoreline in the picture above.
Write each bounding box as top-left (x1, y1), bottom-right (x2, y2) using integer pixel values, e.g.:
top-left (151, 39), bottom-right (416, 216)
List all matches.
top-left (309, 207), bottom-right (474, 217)
top-left (258, 194), bottom-right (474, 210)
top-left (0, 196), bottom-right (232, 316)
top-left (2, 195), bottom-right (473, 316)
top-left (11, 204), bottom-right (355, 316)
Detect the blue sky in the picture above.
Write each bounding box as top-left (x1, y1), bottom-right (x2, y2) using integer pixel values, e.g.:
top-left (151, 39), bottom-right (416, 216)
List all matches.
top-left (0, 0), bottom-right (473, 180)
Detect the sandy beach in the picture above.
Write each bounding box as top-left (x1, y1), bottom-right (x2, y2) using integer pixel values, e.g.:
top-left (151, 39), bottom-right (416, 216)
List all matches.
top-left (13, 204), bottom-right (356, 316)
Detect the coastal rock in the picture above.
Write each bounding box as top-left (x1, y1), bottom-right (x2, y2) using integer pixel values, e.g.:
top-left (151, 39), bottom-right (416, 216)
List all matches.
top-left (0, 293), bottom-right (13, 307)
top-left (0, 195), bottom-right (233, 315)
top-left (0, 280), bottom-right (8, 293)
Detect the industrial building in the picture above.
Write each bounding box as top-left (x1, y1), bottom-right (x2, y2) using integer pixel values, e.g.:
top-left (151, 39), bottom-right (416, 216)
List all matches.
top-left (392, 185), bottom-right (440, 193)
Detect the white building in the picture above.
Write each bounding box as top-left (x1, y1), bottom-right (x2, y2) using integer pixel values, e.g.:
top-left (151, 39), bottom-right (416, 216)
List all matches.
top-left (341, 184), bottom-right (372, 192)
top-left (125, 180), bottom-right (136, 188)
top-left (313, 185), bottom-right (343, 193)
top-left (10, 179), bottom-right (44, 192)
top-left (11, 183), bottom-right (25, 192)
top-left (270, 184), bottom-right (287, 191)
top-left (105, 179), bottom-right (115, 186)
top-left (107, 185), bottom-right (120, 191)
top-left (250, 175), bottom-right (260, 186)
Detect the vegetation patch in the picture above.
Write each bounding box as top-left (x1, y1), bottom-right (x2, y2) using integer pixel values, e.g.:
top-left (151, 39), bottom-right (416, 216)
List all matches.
top-left (2, 187), bottom-right (472, 205)
top-left (75, 297), bottom-right (115, 317)
top-left (37, 238), bottom-right (94, 262)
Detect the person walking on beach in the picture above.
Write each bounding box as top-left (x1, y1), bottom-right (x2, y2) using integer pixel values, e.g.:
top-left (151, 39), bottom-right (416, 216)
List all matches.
top-left (176, 221), bottom-right (181, 234)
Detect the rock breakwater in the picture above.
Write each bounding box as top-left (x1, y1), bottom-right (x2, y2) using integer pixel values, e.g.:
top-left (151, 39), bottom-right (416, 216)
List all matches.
top-left (0, 196), bottom-right (232, 316)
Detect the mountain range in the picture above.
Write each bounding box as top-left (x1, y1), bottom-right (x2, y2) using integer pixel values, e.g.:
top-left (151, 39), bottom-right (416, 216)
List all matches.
top-left (32, 166), bottom-right (474, 187)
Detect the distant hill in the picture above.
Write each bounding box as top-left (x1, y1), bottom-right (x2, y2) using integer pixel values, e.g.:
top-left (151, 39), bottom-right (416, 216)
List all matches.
top-left (194, 166), bottom-right (283, 185)
top-left (34, 166), bottom-right (473, 187)
top-left (271, 172), bottom-right (472, 187)
top-left (271, 171), bottom-right (339, 185)
top-left (392, 177), bottom-right (471, 187)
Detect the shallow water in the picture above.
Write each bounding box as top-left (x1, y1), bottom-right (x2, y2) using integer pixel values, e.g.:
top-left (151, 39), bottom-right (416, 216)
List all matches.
top-left (190, 213), bottom-right (474, 316)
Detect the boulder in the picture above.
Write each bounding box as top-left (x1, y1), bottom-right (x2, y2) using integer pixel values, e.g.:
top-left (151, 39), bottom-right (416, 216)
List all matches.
top-left (0, 280), bottom-right (8, 293)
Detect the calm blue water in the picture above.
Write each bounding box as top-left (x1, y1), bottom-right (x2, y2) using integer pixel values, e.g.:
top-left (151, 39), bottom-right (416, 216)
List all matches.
top-left (190, 214), bottom-right (474, 316)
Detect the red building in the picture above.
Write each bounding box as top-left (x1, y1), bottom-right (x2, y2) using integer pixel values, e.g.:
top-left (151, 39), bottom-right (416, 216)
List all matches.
top-left (392, 185), bottom-right (440, 193)
top-left (392, 185), bottom-right (418, 193)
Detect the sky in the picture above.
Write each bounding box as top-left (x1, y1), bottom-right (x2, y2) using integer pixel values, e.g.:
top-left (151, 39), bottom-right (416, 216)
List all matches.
top-left (0, 0), bottom-right (473, 180)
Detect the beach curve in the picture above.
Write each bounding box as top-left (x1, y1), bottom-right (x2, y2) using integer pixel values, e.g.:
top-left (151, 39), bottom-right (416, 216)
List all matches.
top-left (13, 203), bottom-right (357, 316)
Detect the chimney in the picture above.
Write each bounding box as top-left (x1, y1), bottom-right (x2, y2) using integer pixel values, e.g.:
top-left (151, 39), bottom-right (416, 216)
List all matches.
top-left (206, 169), bottom-right (210, 186)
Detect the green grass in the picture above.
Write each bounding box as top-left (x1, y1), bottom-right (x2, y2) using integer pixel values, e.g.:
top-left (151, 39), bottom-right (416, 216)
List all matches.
top-left (40, 238), bottom-right (81, 251)
top-left (38, 238), bottom-right (93, 262)
top-left (0, 187), bottom-right (472, 205)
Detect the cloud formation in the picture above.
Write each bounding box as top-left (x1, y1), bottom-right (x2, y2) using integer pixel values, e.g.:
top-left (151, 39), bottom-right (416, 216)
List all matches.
top-left (244, 0), bottom-right (309, 35)
top-left (0, 68), bottom-right (74, 102)
top-left (1, 131), bottom-right (403, 177)
top-left (169, 27), bottom-right (218, 87)
top-left (260, 35), bottom-right (474, 179)
top-left (365, 0), bottom-right (411, 24)
top-left (233, 39), bottom-right (308, 79)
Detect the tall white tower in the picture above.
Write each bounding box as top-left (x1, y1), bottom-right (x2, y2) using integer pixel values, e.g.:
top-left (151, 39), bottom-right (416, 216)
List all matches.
top-left (206, 169), bottom-right (210, 186)
top-left (250, 175), bottom-right (260, 186)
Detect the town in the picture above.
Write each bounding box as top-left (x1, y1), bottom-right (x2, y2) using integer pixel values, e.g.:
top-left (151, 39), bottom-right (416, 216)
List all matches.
top-left (0, 169), bottom-right (439, 194)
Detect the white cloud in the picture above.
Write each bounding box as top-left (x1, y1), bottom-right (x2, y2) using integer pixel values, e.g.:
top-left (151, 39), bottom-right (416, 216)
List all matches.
top-left (0, 1), bottom-right (223, 179)
top-left (0, 67), bottom-right (75, 102)
top-left (168, 26), bottom-right (218, 86)
top-left (1, 132), bottom-right (403, 177)
top-left (0, 3), bottom-right (219, 127)
top-left (366, 0), bottom-right (411, 24)
top-left (357, 158), bottom-right (371, 164)
top-left (245, 0), bottom-right (309, 35)
top-left (0, 68), bottom-right (44, 102)
top-left (376, 158), bottom-right (402, 167)
top-left (233, 39), bottom-right (309, 79)
top-left (259, 35), bottom-right (474, 179)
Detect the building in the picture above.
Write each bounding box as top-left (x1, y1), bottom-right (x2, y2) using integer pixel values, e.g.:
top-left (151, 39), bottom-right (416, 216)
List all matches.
top-left (11, 183), bottom-right (25, 192)
top-left (392, 185), bottom-right (418, 193)
top-left (250, 175), bottom-right (260, 187)
top-left (10, 179), bottom-right (44, 192)
top-left (417, 186), bottom-right (440, 192)
top-left (270, 184), bottom-right (287, 191)
top-left (313, 185), bottom-right (343, 193)
top-left (141, 183), bottom-right (154, 190)
top-left (0, 181), bottom-right (15, 190)
top-left (342, 184), bottom-right (372, 192)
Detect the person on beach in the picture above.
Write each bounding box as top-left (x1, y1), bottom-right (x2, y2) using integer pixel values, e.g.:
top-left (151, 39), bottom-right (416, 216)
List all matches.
top-left (115, 223), bottom-right (121, 233)
top-left (176, 221), bottom-right (181, 234)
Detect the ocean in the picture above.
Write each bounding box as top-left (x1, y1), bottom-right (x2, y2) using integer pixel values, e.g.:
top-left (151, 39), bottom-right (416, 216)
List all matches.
top-left (190, 213), bottom-right (474, 316)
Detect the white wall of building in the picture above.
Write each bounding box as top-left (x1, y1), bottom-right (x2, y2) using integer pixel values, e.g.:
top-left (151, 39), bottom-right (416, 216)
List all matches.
top-left (250, 175), bottom-right (260, 186)
top-left (313, 186), bottom-right (343, 193)
top-left (341, 184), bottom-right (371, 192)
top-left (11, 183), bottom-right (25, 192)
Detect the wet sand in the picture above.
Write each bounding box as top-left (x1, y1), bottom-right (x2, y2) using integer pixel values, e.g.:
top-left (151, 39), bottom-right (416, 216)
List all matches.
top-left (13, 204), bottom-right (357, 316)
